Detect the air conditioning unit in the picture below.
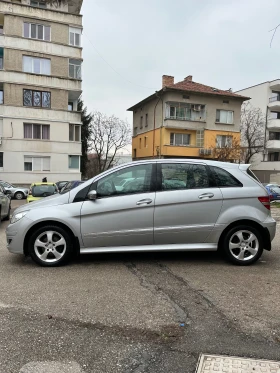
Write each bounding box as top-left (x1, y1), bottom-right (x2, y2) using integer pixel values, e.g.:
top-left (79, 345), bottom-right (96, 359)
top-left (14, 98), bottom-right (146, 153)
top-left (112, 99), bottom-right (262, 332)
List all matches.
top-left (200, 148), bottom-right (212, 155)
top-left (199, 149), bottom-right (205, 155)
top-left (192, 104), bottom-right (202, 112)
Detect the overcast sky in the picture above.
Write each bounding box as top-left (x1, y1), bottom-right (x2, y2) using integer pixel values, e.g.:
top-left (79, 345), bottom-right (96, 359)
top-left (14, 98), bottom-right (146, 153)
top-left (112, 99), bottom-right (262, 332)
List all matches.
top-left (81, 0), bottom-right (280, 124)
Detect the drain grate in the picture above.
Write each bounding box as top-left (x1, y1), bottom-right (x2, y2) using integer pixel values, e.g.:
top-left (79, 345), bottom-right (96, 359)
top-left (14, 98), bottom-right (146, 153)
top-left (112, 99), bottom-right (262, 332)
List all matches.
top-left (196, 354), bottom-right (280, 373)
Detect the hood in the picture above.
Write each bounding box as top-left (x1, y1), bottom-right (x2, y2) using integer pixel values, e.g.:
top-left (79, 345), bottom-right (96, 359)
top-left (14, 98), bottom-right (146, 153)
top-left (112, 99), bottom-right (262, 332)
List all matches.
top-left (14, 192), bottom-right (70, 214)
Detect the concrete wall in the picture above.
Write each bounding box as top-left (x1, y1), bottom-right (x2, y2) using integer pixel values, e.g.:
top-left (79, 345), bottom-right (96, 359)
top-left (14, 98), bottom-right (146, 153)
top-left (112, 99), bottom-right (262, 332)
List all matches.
top-left (5, 49), bottom-right (68, 78)
top-left (236, 83), bottom-right (269, 114)
top-left (4, 83), bottom-right (68, 110)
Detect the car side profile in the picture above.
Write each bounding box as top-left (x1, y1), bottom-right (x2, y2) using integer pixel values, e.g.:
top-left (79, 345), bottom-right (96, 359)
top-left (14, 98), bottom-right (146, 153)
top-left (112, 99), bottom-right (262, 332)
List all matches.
top-left (0, 181), bottom-right (29, 200)
top-left (6, 159), bottom-right (276, 267)
top-left (27, 182), bottom-right (59, 203)
top-left (265, 185), bottom-right (280, 201)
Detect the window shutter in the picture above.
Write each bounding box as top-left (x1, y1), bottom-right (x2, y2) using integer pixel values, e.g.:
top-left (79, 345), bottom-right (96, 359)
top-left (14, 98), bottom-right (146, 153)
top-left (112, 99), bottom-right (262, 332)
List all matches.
top-left (33, 158), bottom-right (41, 171)
top-left (42, 157), bottom-right (50, 171)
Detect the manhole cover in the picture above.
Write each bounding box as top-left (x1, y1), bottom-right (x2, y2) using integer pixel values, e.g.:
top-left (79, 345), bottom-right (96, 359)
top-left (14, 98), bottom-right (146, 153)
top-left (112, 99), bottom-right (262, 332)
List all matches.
top-left (196, 354), bottom-right (280, 373)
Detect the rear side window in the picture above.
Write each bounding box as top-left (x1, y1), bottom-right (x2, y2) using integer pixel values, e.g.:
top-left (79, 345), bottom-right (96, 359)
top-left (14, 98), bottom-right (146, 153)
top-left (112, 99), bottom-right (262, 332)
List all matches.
top-left (247, 168), bottom-right (260, 182)
top-left (210, 166), bottom-right (243, 187)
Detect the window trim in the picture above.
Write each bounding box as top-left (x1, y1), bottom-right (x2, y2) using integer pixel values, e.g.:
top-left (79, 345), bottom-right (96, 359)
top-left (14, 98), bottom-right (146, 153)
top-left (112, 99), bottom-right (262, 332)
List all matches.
top-left (69, 123), bottom-right (81, 142)
top-left (69, 59), bottom-right (82, 79)
top-left (23, 22), bottom-right (51, 42)
top-left (68, 155), bottom-right (80, 170)
top-left (23, 123), bottom-right (50, 140)
top-left (170, 132), bottom-right (191, 146)
top-left (23, 55), bottom-right (51, 75)
top-left (23, 89), bottom-right (51, 108)
top-left (24, 156), bottom-right (50, 172)
top-left (69, 27), bottom-right (82, 47)
top-left (216, 109), bottom-right (234, 124)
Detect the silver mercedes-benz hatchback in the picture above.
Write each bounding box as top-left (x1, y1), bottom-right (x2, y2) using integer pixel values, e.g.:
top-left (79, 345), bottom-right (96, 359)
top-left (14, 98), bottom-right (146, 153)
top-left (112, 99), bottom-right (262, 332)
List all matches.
top-left (6, 159), bottom-right (276, 267)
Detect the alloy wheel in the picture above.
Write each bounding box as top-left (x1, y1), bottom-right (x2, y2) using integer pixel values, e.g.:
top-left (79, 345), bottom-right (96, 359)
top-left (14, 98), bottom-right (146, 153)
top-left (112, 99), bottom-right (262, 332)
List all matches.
top-left (229, 230), bottom-right (259, 261)
top-left (34, 230), bottom-right (67, 263)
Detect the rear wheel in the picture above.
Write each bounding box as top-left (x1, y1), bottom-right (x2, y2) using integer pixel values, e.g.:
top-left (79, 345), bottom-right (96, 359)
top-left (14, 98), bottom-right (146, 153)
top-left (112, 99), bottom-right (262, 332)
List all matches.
top-left (15, 192), bottom-right (24, 200)
top-left (28, 225), bottom-right (73, 267)
top-left (222, 225), bottom-right (263, 265)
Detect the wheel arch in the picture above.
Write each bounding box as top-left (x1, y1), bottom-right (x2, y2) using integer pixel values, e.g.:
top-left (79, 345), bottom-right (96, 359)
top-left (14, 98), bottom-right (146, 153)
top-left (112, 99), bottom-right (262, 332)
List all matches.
top-left (218, 219), bottom-right (271, 252)
top-left (23, 220), bottom-right (80, 256)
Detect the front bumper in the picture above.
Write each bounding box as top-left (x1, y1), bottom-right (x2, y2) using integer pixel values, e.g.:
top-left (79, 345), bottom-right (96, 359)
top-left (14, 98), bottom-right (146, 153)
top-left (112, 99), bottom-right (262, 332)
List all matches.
top-left (6, 217), bottom-right (33, 254)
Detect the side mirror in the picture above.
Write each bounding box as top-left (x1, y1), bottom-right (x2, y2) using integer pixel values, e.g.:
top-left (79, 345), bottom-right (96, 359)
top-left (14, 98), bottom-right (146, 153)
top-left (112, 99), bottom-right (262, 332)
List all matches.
top-left (87, 190), bottom-right (97, 201)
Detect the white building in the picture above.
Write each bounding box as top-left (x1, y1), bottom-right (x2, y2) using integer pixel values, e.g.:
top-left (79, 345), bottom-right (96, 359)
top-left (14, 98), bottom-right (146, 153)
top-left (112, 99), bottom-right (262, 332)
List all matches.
top-left (237, 80), bottom-right (280, 183)
top-left (0, 0), bottom-right (83, 184)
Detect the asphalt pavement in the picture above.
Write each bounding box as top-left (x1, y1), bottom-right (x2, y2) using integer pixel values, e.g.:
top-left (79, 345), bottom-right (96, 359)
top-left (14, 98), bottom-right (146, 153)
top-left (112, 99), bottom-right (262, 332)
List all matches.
top-left (0, 200), bottom-right (280, 373)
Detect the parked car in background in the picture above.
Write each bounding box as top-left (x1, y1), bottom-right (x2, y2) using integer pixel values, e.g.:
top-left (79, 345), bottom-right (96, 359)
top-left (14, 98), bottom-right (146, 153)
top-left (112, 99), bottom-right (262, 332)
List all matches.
top-left (6, 159), bottom-right (276, 267)
top-left (265, 185), bottom-right (280, 201)
top-left (60, 180), bottom-right (84, 193)
top-left (27, 182), bottom-right (59, 203)
top-left (0, 184), bottom-right (11, 221)
top-left (0, 181), bottom-right (29, 200)
top-left (56, 181), bottom-right (68, 192)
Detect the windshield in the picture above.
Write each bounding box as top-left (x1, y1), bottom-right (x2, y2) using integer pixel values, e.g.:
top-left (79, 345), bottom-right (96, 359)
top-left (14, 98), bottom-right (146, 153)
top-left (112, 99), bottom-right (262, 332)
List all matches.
top-left (31, 185), bottom-right (57, 197)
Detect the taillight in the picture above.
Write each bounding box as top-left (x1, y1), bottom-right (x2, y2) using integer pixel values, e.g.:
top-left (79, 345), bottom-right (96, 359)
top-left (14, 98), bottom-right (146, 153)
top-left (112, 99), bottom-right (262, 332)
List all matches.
top-left (258, 196), bottom-right (270, 210)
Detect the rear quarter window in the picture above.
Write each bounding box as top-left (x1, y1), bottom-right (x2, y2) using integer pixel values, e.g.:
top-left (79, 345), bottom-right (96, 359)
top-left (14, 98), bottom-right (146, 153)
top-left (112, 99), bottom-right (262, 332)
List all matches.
top-left (210, 166), bottom-right (243, 187)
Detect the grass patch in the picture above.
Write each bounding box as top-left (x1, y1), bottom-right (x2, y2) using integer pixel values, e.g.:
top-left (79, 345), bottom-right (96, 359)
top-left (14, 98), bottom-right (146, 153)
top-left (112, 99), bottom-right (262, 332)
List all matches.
top-left (271, 202), bottom-right (280, 208)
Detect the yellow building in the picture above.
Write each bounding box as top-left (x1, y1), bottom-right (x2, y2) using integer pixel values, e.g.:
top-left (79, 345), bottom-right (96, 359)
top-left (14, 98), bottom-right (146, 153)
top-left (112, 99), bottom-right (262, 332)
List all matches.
top-left (128, 75), bottom-right (249, 161)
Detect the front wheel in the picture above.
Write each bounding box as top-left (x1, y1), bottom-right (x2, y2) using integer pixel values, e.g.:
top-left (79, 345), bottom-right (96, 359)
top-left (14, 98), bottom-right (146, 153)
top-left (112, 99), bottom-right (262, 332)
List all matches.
top-left (28, 225), bottom-right (73, 267)
top-left (14, 192), bottom-right (24, 200)
top-left (222, 225), bottom-right (263, 266)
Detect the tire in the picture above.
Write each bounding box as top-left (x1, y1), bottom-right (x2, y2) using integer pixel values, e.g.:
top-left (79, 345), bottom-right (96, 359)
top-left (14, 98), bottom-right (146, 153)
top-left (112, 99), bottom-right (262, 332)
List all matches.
top-left (28, 225), bottom-right (73, 267)
top-left (14, 192), bottom-right (24, 200)
top-left (222, 225), bottom-right (263, 266)
top-left (3, 203), bottom-right (11, 221)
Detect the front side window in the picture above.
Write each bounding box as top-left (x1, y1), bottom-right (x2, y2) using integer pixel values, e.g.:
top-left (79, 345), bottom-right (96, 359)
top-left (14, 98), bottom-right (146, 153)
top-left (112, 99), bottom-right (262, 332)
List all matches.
top-left (216, 110), bottom-right (234, 124)
top-left (23, 22), bottom-right (51, 41)
top-left (69, 155), bottom-right (80, 169)
top-left (69, 27), bottom-right (81, 47)
top-left (23, 56), bottom-right (51, 75)
top-left (69, 124), bottom-right (80, 141)
top-left (210, 166), bottom-right (242, 187)
top-left (161, 163), bottom-right (209, 191)
top-left (170, 133), bottom-right (190, 146)
top-left (24, 156), bottom-right (50, 171)
top-left (24, 123), bottom-right (50, 140)
top-left (23, 89), bottom-right (51, 108)
top-left (95, 164), bottom-right (153, 198)
top-left (69, 59), bottom-right (82, 79)
top-left (216, 135), bottom-right (232, 148)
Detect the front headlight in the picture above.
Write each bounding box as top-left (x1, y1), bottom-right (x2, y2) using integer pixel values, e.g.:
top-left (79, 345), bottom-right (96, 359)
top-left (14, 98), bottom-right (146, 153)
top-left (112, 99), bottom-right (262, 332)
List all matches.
top-left (10, 211), bottom-right (28, 224)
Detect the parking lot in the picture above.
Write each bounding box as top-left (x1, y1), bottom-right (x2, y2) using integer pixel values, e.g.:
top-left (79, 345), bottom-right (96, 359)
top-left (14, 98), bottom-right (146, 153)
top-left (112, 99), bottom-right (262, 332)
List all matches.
top-left (1, 199), bottom-right (280, 373)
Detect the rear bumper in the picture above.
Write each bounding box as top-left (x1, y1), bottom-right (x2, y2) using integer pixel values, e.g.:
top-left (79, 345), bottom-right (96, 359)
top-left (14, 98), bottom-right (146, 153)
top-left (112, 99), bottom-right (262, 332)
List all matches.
top-left (262, 216), bottom-right (276, 250)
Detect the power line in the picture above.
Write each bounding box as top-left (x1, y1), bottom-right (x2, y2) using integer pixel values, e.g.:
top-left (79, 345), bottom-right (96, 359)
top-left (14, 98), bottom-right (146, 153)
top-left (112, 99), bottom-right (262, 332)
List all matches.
top-left (83, 32), bottom-right (157, 91)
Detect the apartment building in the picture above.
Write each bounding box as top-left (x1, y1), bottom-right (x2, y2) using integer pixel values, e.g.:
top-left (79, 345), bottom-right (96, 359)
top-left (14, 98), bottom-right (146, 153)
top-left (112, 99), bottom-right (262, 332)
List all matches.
top-left (128, 75), bottom-right (249, 161)
top-left (237, 80), bottom-right (280, 183)
top-left (0, 0), bottom-right (83, 184)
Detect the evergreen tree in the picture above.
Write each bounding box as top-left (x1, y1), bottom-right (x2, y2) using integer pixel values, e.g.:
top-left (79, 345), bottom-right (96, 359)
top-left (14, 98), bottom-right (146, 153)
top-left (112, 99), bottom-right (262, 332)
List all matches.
top-left (78, 98), bottom-right (93, 179)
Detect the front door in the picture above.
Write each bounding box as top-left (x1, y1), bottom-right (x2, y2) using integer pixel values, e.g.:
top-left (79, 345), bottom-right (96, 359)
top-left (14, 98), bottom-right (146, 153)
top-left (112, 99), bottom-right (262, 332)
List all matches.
top-left (154, 162), bottom-right (223, 244)
top-left (0, 186), bottom-right (8, 219)
top-left (80, 163), bottom-right (156, 248)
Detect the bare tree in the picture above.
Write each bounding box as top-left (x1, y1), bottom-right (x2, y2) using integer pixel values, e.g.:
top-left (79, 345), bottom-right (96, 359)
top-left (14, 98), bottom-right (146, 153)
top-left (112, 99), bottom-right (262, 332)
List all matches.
top-left (240, 102), bottom-right (266, 164)
top-left (89, 112), bottom-right (131, 174)
top-left (211, 135), bottom-right (242, 162)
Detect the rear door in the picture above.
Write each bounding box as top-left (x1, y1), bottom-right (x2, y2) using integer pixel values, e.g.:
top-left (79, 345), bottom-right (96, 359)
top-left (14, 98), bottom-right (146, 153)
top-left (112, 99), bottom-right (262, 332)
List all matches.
top-left (154, 162), bottom-right (223, 244)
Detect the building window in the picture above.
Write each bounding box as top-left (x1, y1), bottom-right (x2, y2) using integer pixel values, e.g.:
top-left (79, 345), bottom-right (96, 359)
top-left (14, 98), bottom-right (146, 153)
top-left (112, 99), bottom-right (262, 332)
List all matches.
top-left (23, 22), bottom-right (51, 41)
top-left (170, 133), bottom-right (191, 146)
top-left (133, 149), bottom-right (136, 158)
top-left (0, 152), bottom-right (3, 168)
top-left (0, 47), bottom-right (4, 70)
top-left (216, 110), bottom-right (234, 124)
top-left (69, 124), bottom-right (80, 141)
top-left (23, 89), bottom-right (51, 108)
top-left (145, 113), bottom-right (148, 127)
top-left (24, 123), bottom-right (50, 140)
top-left (23, 56), bottom-right (51, 75)
top-left (196, 130), bottom-right (204, 147)
top-left (0, 26), bottom-right (3, 35)
top-left (133, 127), bottom-right (137, 136)
top-left (269, 132), bottom-right (280, 140)
top-left (69, 155), bottom-right (80, 169)
top-left (69, 27), bottom-right (81, 47)
top-left (268, 152), bottom-right (280, 161)
top-left (144, 136), bottom-right (148, 148)
top-left (68, 102), bottom-right (73, 111)
top-left (30, 1), bottom-right (47, 8)
top-left (166, 102), bottom-right (206, 121)
top-left (0, 90), bottom-right (3, 105)
top-left (223, 100), bottom-right (229, 104)
top-left (140, 116), bottom-right (143, 129)
top-left (139, 138), bottom-right (142, 149)
top-left (216, 135), bottom-right (233, 148)
top-left (24, 156), bottom-right (50, 171)
top-left (69, 59), bottom-right (81, 79)
top-left (270, 112), bottom-right (280, 119)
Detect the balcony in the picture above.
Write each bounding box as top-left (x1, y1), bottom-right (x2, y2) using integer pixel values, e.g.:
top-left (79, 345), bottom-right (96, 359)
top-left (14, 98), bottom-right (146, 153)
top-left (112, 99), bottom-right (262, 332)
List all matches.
top-left (164, 119), bottom-right (205, 131)
top-left (266, 140), bottom-right (280, 151)
top-left (268, 96), bottom-right (280, 111)
top-left (267, 118), bottom-right (280, 130)
top-left (0, 70), bottom-right (82, 92)
top-left (270, 80), bottom-right (280, 91)
top-left (162, 145), bottom-right (201, 157)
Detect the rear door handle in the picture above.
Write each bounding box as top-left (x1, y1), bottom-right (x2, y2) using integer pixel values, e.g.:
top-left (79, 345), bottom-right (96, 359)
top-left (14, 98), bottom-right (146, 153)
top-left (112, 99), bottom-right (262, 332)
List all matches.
top-left (198, 193), bottom-right (214, 199)
top-left (136, 198), bottom-right (153, 206)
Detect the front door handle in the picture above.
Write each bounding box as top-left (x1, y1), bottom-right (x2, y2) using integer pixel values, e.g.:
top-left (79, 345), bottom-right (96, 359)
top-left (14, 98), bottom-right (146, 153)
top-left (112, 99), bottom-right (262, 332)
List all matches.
top-left (136, 198), bottom-right (153, 206)
top-left (198, 193), bottom-right (214, 199)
